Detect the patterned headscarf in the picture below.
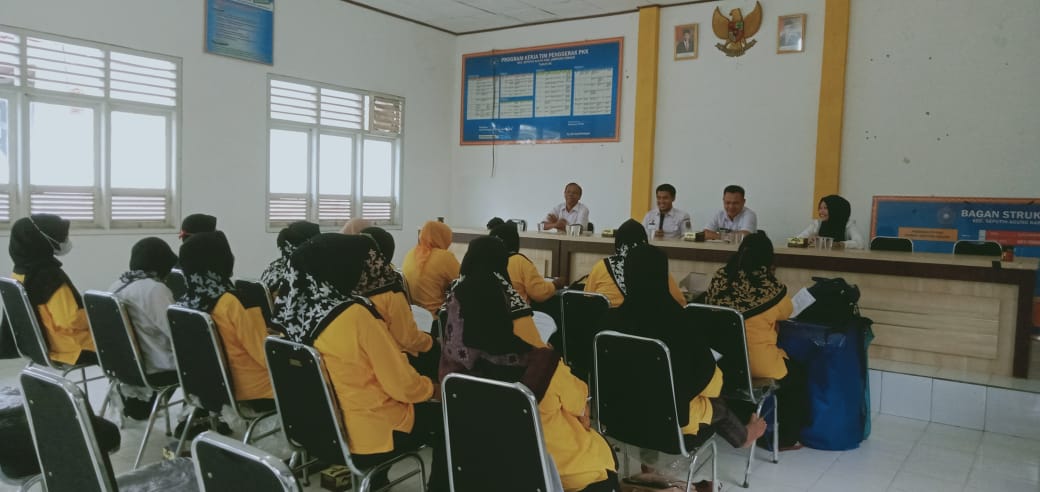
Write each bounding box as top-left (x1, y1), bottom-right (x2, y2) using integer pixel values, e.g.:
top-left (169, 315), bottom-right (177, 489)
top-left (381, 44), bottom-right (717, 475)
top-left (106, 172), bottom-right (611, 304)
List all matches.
top-left (353, 237), bottom-right (404, 297)
top-left (704, 231), bottom-right (787, 317)
top-left (277, 234), bottom-right (376, 345)
top-left (177, 231), bottom-right (235, 312)
top-left (604, 218), bottom-right (649, 296)
top-left (260, 221), bottom-right (320, 294)
top-left (116, 237), bottom-right (178, 292)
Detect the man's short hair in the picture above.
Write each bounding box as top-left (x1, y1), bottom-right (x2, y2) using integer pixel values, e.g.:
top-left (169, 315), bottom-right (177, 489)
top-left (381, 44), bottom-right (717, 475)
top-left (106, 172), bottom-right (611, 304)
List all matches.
top-left (723, 185), bottom-right (745, 197)
top-left (565, 182), bottom-right (583, 196)
top-left (656, 184), bottom-right (677, 198)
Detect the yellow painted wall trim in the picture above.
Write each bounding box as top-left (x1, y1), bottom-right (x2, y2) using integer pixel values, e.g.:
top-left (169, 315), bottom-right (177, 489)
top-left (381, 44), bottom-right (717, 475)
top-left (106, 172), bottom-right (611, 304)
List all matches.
top-left (812, 0), bottom-right (851, 214)
top-left (631, 6), bottom-right (660, 219)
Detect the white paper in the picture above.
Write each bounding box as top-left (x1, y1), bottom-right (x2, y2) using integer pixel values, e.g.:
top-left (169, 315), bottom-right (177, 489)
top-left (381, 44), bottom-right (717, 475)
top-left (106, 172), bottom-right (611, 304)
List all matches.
top-left (791, 287), bottom-right (816, 318)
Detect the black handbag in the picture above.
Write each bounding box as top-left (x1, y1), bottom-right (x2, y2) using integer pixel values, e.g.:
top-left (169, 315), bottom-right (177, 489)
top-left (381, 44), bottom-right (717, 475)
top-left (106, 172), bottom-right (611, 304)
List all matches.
top-left (797, 276), bottom-right (861, 324)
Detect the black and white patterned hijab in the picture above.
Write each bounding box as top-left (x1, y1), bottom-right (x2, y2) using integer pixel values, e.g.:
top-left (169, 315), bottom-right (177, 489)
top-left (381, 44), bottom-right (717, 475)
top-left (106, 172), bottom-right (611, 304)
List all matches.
top-left (353, 241), bottom-right (404, 297)
top-left (604, 219), bottom-right (649, 296)
top-left (177, 231), bottom-right (236, 313)
top-left (277, 233), bottom-right (378, 345)
top-left (260, 221), bottom-right (320, 294)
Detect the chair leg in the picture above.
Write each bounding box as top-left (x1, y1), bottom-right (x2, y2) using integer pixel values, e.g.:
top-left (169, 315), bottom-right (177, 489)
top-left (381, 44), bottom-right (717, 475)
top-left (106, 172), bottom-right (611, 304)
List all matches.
top-left (133, 387), bottom-right (174, 470)
top-left (18, 474), bottom-right (41, 492)
top-left (710, 440), bottom-right (718, 492)
top-left (772, 393), bottom-right (779, 464)
top-left (173, 405), bottom-right (198, 456)
top-left (81, 367), bottom-right (90, 402)
top-left (685, 453), bottom-right (699, 492)
top-left (744, 399), bottom-right (767, 488)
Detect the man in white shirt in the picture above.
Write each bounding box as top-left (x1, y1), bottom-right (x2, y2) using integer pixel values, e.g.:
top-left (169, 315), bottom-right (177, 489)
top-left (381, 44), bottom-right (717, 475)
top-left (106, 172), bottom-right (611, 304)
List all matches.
top-left (543, 182), bottom-right (590, 230)
top-left (642, 183), bottom-right (692, 240)
top-left (704, 185), bottom-right (758, 239)
top-left (108, 237), bottom-right (179, 419)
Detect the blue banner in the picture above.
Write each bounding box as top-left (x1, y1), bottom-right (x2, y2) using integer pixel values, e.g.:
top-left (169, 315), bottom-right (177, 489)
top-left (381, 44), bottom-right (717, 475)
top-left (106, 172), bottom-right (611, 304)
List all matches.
top-left (205, 0), bottom-right (274, 65)
top-left (461, 38), bottom-right (622, 144)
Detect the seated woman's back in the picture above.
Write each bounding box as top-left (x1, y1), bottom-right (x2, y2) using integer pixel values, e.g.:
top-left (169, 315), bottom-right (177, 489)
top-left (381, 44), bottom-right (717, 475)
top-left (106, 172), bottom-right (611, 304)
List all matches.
top-left (585, 219), bottom-right (685, 308)
top-left (109, 237), bottom-right (180, 375)
top-left (403, 221), bottom-right (459, 313)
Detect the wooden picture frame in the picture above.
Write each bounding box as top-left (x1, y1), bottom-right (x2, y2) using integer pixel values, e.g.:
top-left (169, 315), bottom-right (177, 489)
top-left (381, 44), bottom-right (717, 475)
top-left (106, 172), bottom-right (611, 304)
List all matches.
top-left (673, 23), bottom-right (698, 60)
top-left (777, 14), bottom-right (806, 54)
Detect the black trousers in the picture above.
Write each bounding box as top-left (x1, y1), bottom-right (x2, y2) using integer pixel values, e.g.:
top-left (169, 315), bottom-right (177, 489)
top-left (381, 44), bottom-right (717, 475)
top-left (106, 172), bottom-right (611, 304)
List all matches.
top-left (351, 401), bottom-right (448, 492)
top-left (775, 358), bottom-right (809, 447)
top-left (407, 339), bottom-right (441, 380)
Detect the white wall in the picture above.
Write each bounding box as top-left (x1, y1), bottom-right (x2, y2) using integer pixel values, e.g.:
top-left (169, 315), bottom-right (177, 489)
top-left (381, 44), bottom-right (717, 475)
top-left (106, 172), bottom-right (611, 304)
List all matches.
top-left (655, 0), bottom-right (826, 238)
top-left (841, 0), bottom-right (1040, 232)
top-left (0, 0), bottom-right (455, 289)
top-left (450, 14), bottom-right (639, 231)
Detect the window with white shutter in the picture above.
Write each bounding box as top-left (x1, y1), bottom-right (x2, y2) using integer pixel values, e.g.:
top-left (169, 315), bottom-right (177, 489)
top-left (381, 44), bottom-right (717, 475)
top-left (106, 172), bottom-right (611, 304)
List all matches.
top-left (267, 75), bottom-right (402, 229)
top-left (0, 25), bottom-right (180, 229)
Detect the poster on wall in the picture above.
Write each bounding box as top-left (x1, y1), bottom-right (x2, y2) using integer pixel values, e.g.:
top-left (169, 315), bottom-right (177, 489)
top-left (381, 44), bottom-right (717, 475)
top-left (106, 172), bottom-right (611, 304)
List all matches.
top-left (205, 0), bottom-right (274, 65)
top-left (460, 37), bottom-right (622, 145)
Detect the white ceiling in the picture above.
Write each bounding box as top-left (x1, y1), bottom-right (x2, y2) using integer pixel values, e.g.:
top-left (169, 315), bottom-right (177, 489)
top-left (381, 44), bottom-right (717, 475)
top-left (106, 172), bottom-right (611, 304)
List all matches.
top-left (346, 0), bottom-right (709, 34)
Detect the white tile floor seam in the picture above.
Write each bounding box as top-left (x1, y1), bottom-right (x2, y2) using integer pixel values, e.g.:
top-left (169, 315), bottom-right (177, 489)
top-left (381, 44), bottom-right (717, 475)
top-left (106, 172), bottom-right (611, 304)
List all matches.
top-left (1, 360), bottom-right (1038, 492)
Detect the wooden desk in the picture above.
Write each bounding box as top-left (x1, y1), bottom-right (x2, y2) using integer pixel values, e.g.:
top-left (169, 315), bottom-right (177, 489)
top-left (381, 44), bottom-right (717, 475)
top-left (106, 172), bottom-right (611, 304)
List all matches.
top-left (451, 228), bottom-right (1038, 378)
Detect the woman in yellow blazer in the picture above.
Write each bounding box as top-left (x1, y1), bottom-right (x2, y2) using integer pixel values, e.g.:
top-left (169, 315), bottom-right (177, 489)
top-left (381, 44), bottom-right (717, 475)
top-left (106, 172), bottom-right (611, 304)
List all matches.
top-left (281, 233), bottom-right (446, 491)
top-left (440, 236), bottom-right (618, 492)
top-left (585, 219), bottom-right (686, 308)
top-left (489, 221), bottom-right (563, 303)
top-left (178, 231), bottom-right (273, 406)
top-left (402, 221), bottom-right (460, 314)
top-left (705, 231), bottom-right (806, 450)
top-left (9, 214), bottom-right (95, 365)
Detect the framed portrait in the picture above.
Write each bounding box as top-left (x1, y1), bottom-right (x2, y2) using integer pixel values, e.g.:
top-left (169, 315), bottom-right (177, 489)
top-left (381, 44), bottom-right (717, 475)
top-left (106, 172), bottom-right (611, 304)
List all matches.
top-left (777, 14), bottom-right (806, 54)
top-left (673, 23), bottom-right (698, 60)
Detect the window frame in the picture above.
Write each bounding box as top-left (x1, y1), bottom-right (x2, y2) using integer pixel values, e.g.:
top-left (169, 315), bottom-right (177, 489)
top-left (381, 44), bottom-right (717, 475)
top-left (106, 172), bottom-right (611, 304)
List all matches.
top-left (0, 24), bottom-right (181, 230)
top-left (266, 74), bottom-right (403, 231)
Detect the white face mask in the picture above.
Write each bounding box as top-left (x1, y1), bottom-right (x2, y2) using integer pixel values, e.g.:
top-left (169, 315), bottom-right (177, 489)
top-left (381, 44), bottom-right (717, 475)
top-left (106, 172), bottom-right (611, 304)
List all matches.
top-left (54, 239), bottom-right (73, 256)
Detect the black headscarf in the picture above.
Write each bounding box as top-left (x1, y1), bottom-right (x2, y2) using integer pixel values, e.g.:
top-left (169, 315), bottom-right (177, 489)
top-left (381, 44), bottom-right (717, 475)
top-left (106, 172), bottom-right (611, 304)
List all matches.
top-left (486, 216), bottom-right (506, 230)
top-left (353, 235), bottom-right (404, 297)
top-left (9, 215), bottom-right (80, 307)
top-left (260, 221), bottom-right (320, 292)
top-left (179, 214), bottom-right (217, 240)
top-left (117, 237), bottom-right (178, 289)
top-left (704, 231), bottom-right (787, 318)
top-left (607, 244), bottom-right (717, 426)
top-left (489, 221), bottom-right (520, 254)
top-left (440, 236), bottom-right (558, 399)
top-left (361, 226), bottom-right (396, 262)
top-left (277, 234), bottom-right (376, 345)
top-left (177, 231), bottom-right (235, 312)
top-left (817, 195), bottom-right (851, 242)
top-left (604, 219), bottom-right (649, 296)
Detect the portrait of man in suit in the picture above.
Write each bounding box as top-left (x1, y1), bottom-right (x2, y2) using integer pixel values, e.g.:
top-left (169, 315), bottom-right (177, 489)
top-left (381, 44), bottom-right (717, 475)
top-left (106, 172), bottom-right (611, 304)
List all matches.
top-left (674, 24), bottom-right (698, 60)
top-left (777, 14), bottom-right (806, 53)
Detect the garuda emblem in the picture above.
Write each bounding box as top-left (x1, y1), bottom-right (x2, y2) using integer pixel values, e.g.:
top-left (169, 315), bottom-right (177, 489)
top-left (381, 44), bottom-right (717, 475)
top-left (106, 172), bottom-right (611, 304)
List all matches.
top-left (713, 2), bottom-right (763, 57)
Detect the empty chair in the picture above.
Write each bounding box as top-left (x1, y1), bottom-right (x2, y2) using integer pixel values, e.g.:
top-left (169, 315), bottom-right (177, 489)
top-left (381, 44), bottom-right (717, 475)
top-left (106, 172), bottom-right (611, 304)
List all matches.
top-left (19, 366), bottom-right (196, 492)
top-left (594, 331), bottom-right (718, 491)
top-left (193, 431), bottom-right (301, 492)
top-left (442, 374), bottom-right (562, 492)
top-left (684, 303), bottom-right (778, 487)
top-left (558, 290), bottom-right (610, 380)
top-left (165, 268), bottom-right (188, 300)
top-left (265, 336), bottom-right (427, 492)
top-left (953, 240), bottom-right (1002, 257)
top-left (0, 278), bottom-right (103, 400)
top-left (83, 290), bottom-right (180, 470)
top-left (166, 305), bottom-right (278, 456)
top-left (234, 279), bottom-right (275, 324)
top-left (869, 236), bottom-right (913, 252)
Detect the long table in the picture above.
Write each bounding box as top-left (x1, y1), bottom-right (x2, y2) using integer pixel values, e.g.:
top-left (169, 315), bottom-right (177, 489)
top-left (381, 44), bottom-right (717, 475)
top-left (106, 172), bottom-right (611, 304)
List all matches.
top-left (449, 228), bottom-right (1039, 378)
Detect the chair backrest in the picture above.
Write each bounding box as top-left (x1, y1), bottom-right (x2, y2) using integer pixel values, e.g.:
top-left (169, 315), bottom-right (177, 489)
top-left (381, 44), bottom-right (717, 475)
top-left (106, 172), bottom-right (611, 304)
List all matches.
top-left (411, 305), bottom-right (434, 333)
top-left (234, 279), bottom-right (274, 324)
top-left (193, 431), bottom-right (301, 492)
top-left (19, 366), bottom-right (116, 492)
top-left (442, 374), bottom-right (555, 492)
top-left (0, 277), bottom-right (52, 367)
top-left (83, 291), bottom-right (150, 388)
top-left (166, 305), bottom-right (236, 413)
top-left (593, 330), bottom-right (686, 455)
top-left (869, 236), bottom-right (913, 252)
top-left (165, 269), bottom-right (188, 300)
top-left (264, 336), bottom-right (352, 471)
top-left (559, 290), bottom-right (610, 379)
top-left (683, 303), bottom-right (757, 403)
top-left (953, 240), bottom-right (1002, 257)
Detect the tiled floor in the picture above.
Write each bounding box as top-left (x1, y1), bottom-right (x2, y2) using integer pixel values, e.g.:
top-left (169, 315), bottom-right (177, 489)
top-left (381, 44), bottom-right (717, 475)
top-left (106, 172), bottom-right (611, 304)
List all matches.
top-left (1, 359), bottom-right (1038, 492)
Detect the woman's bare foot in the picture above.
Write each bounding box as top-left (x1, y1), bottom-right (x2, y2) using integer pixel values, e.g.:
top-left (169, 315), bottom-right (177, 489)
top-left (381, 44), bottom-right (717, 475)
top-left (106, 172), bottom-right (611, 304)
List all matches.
top-left (741, 413), bottom-right (767, 448)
